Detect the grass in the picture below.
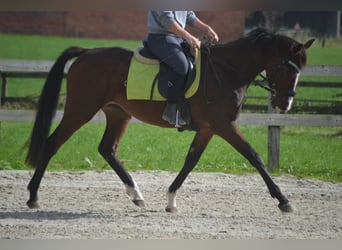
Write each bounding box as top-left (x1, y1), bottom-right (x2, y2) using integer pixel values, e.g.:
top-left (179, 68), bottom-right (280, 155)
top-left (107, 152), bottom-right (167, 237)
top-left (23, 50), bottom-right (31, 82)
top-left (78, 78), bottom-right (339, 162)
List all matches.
top-left (0, 33), bottom-right (341, 182)
top-left (306, 47), bottom-right (342, 65)
top-left (0, 33), bottom-right (141, 109)
top-left (0, 122), bottom-right (341, 182)
top-left (0, 33), bottom-right (140, 59)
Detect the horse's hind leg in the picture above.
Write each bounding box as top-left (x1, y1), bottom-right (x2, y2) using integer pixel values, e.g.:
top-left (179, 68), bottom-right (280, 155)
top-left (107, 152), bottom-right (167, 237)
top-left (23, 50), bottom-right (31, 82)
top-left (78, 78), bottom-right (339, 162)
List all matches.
top-left (98, 104), bottom-right (144, 207)
top-left (26, 133), bottom-right (57, 208)
top-left (27, 111), bottom-right (97, 208)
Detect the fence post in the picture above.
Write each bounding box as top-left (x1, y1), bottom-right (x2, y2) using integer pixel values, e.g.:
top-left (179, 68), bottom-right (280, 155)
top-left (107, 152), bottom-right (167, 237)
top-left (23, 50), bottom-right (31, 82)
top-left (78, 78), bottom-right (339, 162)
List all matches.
top-left (0, 73), bottom-right (4, 138)
top-left (267, 94), bottom-right (280, 170)
top-left (0, 73), bottom-right (6, 106)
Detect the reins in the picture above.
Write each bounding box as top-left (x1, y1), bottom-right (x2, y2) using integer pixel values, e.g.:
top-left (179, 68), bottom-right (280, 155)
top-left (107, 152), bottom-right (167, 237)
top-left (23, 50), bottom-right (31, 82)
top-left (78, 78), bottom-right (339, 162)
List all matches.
top-left (252, 74), bottom-right (276, 96)
top-left (202, 46), bottom-right (225, 104)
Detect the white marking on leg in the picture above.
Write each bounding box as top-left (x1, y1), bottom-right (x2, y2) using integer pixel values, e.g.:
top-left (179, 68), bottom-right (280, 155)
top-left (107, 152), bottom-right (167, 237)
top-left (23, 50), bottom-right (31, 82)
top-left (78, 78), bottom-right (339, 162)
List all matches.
top-left (125, 179), bottom-right (144, 201)
top-left (166, 192), bottom-right (177, 210)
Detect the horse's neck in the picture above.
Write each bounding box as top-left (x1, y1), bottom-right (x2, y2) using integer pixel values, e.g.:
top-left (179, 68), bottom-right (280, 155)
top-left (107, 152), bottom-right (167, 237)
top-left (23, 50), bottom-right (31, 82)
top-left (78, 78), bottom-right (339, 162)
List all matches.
top-left (212, 42), bottom-right (266, 86)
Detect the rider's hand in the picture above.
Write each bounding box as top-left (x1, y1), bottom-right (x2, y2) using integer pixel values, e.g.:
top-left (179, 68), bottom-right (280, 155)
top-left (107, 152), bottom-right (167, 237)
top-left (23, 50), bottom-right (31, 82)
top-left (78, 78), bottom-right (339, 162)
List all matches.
top-left (207, 27), bottom-right (219, 42)
top-left (185, 34), bottom-right (201, 49)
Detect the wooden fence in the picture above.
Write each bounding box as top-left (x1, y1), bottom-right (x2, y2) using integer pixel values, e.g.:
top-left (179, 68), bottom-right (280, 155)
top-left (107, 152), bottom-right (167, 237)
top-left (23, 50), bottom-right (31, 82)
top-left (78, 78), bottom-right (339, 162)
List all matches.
top-left (1, 59), bottom-right (342, 170)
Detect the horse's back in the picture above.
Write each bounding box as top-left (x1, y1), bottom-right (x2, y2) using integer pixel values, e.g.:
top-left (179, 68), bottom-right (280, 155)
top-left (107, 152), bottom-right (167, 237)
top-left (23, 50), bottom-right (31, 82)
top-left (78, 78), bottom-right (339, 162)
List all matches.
top-left (70, 46), bottom-right (133, 70)
top-left (68, 46), bottom-right (133, 85)
top-left (65, 46), bottom-right (133, 109)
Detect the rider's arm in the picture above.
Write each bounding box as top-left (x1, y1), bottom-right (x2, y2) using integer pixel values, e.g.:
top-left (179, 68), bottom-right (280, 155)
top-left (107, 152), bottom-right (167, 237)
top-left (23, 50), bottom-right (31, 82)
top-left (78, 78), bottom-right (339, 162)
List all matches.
top-left (190, 18), bottom-right (219, 42)
top-left (168, 21), bottom-right (201, 49)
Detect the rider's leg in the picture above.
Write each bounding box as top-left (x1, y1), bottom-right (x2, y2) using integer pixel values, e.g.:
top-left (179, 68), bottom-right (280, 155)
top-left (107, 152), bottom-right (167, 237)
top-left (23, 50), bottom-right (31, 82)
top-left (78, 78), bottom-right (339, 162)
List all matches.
top-left (146, 34), bottom-right (189, 126)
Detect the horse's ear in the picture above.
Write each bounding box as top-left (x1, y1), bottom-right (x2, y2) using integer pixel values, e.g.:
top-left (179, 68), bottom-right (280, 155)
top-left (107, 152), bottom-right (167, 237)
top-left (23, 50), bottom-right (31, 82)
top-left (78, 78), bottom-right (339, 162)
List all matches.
top-left (304, 39), bottom-right (315, 49)
top-left (291, 39), bottom-right (315, 54)
top-left (291, 44), bottom-right (304, 54)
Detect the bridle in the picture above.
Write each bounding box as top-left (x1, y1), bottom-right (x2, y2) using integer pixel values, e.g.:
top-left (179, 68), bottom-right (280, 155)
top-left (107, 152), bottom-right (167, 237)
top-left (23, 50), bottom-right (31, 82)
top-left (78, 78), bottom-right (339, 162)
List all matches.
top-left (253, 58), bottom-right (301, 97)
top-left (201, 45), bottom-right (301, 103)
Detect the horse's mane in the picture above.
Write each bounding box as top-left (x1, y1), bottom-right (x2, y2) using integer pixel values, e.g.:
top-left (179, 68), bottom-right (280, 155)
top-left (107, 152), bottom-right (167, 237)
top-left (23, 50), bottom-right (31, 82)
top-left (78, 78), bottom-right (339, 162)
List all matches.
top-left (247, 27), bottom-right (276, 43)
top-left (205, 28), bottom-right (271, 48)
top-left (209, 27), bottom-right (306, 65)
top-left (211, 27), bottom-right (297, 50)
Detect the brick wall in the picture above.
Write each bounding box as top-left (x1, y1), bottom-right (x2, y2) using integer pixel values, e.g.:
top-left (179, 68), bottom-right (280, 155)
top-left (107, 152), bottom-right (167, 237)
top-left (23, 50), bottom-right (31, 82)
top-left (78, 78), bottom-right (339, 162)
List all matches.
top-left (0, 11), bottom-right (245, 42)
top-left (0, 12), bottom-right (67, 36)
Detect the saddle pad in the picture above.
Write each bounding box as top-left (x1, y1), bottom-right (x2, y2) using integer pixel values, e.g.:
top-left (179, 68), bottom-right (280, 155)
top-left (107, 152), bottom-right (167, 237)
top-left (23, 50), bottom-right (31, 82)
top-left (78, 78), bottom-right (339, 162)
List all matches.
top-left (126, 52), bottom-right (201, 101)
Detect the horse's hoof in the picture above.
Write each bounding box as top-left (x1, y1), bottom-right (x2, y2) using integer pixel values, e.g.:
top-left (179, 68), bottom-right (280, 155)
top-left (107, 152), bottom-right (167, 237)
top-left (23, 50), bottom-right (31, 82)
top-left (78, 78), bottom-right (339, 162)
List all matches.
top-left (165, 206), bottom-right (177, 213)
top-left (133, 199), bottom-right (145, 208)
top-left (278, 202), bottom-right (295, 213)
top-left (27, 200), bottom-right (39, 209)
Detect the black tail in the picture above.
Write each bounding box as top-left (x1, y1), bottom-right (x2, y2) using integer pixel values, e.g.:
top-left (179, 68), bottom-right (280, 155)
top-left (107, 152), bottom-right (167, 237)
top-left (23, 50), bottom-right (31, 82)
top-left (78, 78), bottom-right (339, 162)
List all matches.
top-left (25, 46), bottom-right (87, 167)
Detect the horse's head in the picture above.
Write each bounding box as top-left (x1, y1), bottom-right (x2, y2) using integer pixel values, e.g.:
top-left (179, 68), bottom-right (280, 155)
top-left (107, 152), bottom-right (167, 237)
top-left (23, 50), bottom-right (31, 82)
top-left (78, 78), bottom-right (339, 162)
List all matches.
top-left (265, 37), bottom-right (315, 112)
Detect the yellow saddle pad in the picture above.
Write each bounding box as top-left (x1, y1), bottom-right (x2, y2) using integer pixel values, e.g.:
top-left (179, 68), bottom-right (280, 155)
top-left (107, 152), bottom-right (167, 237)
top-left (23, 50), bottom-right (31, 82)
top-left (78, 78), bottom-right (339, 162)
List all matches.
top-left (126, 50), bottom-right (201, 101)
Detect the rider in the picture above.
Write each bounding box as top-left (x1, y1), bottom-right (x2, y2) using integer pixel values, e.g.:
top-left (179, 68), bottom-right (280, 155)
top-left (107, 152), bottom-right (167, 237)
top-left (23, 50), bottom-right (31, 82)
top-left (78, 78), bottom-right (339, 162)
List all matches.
top-left (146, 11), bottom-right (219, 127)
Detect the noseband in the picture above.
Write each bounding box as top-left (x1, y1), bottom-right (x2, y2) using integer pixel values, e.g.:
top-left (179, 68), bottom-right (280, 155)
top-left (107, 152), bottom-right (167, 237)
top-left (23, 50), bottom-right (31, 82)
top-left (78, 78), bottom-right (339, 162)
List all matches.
top-left (254, 58), bottom-right (300, 97)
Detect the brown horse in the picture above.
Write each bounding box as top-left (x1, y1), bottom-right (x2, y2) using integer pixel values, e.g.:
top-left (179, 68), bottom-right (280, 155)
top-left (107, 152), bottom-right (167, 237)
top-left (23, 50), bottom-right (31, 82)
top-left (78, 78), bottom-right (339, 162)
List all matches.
top-left (25, 28), bottom-right (314, 213)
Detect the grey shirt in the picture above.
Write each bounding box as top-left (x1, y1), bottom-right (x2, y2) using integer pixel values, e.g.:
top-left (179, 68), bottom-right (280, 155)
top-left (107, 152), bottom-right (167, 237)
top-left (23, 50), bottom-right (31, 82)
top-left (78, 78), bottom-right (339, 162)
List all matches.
top-left (147, 11), bottom-right (197, 35)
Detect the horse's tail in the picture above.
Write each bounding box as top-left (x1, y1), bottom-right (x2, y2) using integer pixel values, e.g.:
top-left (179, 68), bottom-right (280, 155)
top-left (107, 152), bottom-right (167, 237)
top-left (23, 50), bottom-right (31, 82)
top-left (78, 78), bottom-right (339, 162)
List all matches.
top-left (25, 46), bottom-right (88, 167)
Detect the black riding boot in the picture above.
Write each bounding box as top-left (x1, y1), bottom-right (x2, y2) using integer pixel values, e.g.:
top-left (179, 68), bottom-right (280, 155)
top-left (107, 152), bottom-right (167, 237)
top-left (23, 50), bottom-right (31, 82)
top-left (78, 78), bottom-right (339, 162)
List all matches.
top-left (162, 72), bottom-right (187, 127)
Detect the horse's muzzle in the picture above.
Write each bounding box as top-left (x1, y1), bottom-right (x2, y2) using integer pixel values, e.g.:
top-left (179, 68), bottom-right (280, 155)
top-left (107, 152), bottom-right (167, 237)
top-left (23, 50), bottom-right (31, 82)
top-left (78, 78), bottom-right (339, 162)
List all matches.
top-left (271, 95), bottom-right (294, 112)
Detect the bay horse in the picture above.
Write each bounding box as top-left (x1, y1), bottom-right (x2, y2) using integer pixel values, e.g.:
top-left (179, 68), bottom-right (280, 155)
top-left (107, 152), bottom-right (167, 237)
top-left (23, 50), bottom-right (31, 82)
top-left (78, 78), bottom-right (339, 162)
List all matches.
top-left (25, 28), bottom-right (314, 213)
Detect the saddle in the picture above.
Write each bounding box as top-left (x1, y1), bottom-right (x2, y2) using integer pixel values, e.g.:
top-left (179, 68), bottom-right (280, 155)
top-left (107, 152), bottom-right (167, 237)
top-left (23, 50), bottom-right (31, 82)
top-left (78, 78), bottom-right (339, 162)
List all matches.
top-left (126, 41), bottom-right (201, 131)
top-left (127, 42), bottom-right (200, 101)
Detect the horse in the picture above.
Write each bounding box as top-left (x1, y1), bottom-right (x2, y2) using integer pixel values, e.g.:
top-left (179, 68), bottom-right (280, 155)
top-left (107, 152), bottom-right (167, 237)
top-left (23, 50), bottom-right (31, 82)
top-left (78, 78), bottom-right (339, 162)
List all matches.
top-left (25, 28), bottom-right (314, 213)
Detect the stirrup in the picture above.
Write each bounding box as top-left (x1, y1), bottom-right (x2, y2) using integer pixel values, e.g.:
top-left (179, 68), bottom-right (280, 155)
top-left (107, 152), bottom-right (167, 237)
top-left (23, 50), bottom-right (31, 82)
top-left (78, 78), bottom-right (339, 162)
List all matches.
top-left (174, 110), bottom-right (184, 128)
top-left (162, 104), bottom-right (186, 127)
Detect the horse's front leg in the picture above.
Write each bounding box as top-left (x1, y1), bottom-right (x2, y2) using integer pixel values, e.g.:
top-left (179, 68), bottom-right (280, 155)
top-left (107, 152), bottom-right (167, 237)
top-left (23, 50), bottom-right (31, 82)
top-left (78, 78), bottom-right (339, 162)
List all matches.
top-left (166, 129), bottom-right (213, 212)
top-left (213, 121), bottom-right (293, 213)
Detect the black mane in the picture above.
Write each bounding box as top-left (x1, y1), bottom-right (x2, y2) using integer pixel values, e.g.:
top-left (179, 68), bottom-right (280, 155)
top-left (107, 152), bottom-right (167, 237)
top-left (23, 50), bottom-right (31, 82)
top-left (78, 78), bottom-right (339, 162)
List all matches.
top-left (211, 27), bottom-right (297, 50)
top-left (207, 27), bottom-right (276, 49)
top-left (247, 28), bottom-right (276, 43)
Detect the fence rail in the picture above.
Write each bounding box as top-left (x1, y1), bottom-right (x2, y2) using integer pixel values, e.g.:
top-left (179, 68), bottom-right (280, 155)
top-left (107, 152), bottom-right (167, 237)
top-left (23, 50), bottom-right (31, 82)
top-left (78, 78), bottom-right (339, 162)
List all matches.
top-left (1, 59), bottom-right (342, 76)
top-left (1, 59), bottom-right (342, 170)
top-left (0, 109), bottom-right (341, 127)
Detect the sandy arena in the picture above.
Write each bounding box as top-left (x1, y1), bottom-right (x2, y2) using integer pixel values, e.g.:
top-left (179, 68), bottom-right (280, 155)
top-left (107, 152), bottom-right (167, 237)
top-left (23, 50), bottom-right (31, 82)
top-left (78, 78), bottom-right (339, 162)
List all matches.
top-left (0, 170), bottom-right (341, 239)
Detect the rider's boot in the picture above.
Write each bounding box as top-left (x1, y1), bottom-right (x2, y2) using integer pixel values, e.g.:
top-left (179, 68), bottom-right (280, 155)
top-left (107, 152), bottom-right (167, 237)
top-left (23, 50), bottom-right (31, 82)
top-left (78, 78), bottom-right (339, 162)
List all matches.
top-left (162, 72), bottom-right (187, 127)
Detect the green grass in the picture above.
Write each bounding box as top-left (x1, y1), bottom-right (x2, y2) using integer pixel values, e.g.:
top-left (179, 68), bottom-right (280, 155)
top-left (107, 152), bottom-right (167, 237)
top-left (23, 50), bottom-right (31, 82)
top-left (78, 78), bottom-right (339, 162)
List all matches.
top-left (0, 33), bottom-right (140, 108)
top-left (0, 33), bottom-right (140, 59)
top-left (306, 47), bottom-right (342, 65)
top-left (0, 122), bottom-right (341, 182)
top-left (244, 84), bottom-right (342, 114)
top-left (0, 33), bottom-right (341, 182)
